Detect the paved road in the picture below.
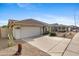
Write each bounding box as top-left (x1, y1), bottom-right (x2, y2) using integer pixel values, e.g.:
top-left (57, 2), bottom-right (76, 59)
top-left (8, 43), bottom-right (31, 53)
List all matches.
top-left (64, 32), bottom-right (79, 56)
top-left (23, 35), bottom-right (71, 56)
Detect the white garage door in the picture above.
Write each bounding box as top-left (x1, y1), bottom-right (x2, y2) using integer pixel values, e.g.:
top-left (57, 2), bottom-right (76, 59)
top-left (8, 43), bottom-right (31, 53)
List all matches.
top-left (13, 27), bottom-right (42, 39)
top-left (21, 27), bottom-right (41, 39)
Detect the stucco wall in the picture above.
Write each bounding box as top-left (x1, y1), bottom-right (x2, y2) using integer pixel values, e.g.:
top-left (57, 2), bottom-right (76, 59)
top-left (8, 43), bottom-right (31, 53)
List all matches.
top-left (1, 28), bottom-right (8, 38)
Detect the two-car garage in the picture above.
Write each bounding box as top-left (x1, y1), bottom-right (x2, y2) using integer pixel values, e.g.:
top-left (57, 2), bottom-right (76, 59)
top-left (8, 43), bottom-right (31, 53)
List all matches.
top-left (13, 27), bottom-right (43, 39)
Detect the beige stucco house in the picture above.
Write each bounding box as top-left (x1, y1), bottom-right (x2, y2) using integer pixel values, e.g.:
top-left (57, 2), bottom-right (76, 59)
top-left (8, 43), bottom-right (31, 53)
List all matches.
top-left (8, 19), bottom-right (48, 39)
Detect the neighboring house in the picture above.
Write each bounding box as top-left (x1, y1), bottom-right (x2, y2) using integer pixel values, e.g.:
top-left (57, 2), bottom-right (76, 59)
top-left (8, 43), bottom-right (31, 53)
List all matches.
top-left (69, 25), bottom-right (79, 32)
top-left (8, 19), bottom-right (48, 39)
top-left (50, 23), bottom-right (79, 32)
top-left (50, 23), bottom-right (69, 32)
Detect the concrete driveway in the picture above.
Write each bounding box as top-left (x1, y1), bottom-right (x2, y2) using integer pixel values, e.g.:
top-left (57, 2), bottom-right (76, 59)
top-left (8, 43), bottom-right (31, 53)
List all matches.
top-left (22, 35), bottom-right (71, 56)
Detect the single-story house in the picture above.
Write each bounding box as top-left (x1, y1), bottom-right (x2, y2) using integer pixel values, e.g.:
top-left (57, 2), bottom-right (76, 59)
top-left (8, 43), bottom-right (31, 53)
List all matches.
top-left (8, 19), bottom-right (48, 39)
top-left (50, 23), bottom-right (69, 32)
top-left (50, 23), bottom-right (79, 32)
top-left (68, 25), bottom-right (79, 32)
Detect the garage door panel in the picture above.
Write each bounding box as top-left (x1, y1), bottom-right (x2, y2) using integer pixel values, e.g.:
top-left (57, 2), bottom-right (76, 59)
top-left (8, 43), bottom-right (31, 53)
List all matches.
top-left (21, 27), bottom-right (41, 38)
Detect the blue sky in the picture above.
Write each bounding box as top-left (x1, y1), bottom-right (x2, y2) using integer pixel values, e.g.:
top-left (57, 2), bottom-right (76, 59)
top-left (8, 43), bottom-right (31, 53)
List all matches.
top-left (0, 3), bottom-right (79, 26)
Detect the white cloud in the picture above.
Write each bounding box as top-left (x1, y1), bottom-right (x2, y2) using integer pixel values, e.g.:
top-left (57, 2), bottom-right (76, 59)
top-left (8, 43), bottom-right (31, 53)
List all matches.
top-left (16, 4), bottom-right (74, 25)
top-left (31, 14), bottom-right (75, 26)
top-left (16, 3), bottom-right (37, 10)
top-left (17, 3), bottom-right (30, 7)
top-left (45, 15), bottom-right (75, 25)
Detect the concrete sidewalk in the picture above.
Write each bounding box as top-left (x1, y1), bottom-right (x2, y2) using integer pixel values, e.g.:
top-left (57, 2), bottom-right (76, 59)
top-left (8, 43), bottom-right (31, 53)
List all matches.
top-left (63, 32), bottom-right (79, 56)
top-left (23, 35), bottom-right (71, 56)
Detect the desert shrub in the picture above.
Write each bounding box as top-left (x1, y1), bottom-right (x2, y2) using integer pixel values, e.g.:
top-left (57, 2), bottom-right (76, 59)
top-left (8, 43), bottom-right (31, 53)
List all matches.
top-left (49, 32), bottom-right (57, 36)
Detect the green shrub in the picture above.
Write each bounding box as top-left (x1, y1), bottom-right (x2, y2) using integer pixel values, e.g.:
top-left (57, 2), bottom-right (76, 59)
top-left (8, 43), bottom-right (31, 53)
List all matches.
top-left (49, 32), bottom-right (56, 36)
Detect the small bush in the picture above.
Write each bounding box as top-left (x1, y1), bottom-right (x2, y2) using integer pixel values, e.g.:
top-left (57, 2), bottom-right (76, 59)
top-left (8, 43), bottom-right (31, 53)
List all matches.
top-left (49, 32), bottom-right (56, 36)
